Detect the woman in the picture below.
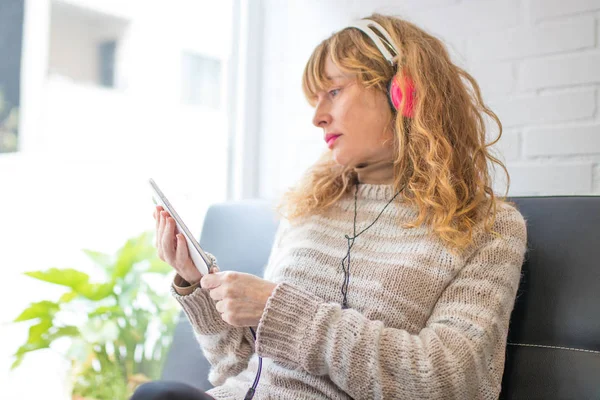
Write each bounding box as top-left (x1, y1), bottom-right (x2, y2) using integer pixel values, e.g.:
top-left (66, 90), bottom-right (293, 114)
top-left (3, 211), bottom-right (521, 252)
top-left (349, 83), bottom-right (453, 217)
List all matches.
top-left (134, 13), bottom-right (527, 400)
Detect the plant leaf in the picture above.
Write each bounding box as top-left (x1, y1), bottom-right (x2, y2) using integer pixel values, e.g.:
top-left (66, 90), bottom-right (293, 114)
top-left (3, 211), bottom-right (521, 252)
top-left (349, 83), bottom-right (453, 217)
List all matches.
top-left (113, 232), bottom-right (159, 279)
top-left (14, 341), bottom-right (50, 356)
top-left (25, 268), bottom-right (116, 301)
top-left (11, 341), bottom-right (50, 370)
top-left (82, 249), bottom-right (113, 269)
top-left (14, 301), bottom-right (59, 322)
top-left (88, 305), bottom-right (124, 319)
top-left (11, 355), bottom-right (24, 370)
top-left (65, 337), bottom-right (90, 364)
top-left (76, 282), bottom-right (115, 301)
top-left (80, 319), bottom-right (119, 344)
top-left (25, 268), bottom-right (90, 289)
top-left (59, 291), bottom-right (78, 303)
top-left (28, 319), bottom-right (53, 344)
top-left (146, 258), bottom-right (171, 274)
top-left (112, 237), bottom-right (142, 279)
top-left (48, 325), bottom-right (80, 341)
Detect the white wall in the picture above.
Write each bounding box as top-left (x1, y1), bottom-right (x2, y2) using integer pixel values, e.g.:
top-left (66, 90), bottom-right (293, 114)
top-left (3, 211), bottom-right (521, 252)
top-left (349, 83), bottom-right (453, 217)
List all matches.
top-left (257, 0), bottom-right (600, 200)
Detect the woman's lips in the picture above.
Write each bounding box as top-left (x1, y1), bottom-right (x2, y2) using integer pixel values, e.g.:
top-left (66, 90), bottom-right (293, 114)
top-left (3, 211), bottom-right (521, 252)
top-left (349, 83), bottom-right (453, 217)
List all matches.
top-left (325, 134), bottom-right (342, 148)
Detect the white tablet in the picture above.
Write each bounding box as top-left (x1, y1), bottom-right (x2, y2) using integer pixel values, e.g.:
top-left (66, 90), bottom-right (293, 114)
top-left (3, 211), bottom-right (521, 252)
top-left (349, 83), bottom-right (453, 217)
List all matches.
top-left (149, 178), bottom-right (211, 276)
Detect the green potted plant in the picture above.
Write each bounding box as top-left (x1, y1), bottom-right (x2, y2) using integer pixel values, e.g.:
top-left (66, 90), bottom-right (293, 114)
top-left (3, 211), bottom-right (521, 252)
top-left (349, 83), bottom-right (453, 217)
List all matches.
top-left (12, 231), bottom-right (179, 400)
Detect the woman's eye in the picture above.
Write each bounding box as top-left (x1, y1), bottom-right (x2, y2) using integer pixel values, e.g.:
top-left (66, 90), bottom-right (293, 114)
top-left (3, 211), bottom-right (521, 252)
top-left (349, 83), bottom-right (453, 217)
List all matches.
top-left (329, 88), bottom-right (340, 97)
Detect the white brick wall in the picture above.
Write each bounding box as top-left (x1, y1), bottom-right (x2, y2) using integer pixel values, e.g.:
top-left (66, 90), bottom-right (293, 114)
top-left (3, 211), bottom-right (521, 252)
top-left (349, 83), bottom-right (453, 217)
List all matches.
top-left (519, 51), bottom-right (600, 90)
top-left (491, 90), bottom-right (596, 127)
top-left (507, 163), bottom-right (594, 194)
top-left (469, 61), bottom-right (515, 96)
top-left (524, 124), bottom-right (600, 156)
top-left (530, 0), bottom-right (600, 21)
top-left (469, 16), bottom-right (596, 61)
top-left (257, 0), bottom-right (600, 198)
top-left (496, 130), bottom-right (522, 161)
top-left (407, 0), bottom-right (521, 38)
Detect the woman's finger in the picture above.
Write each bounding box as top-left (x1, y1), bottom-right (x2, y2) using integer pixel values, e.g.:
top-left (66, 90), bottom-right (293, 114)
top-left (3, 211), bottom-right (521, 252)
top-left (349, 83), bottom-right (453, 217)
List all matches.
top-left (215, 299), bottom-right (225, 314)
top-left (154, 207), bottom-right (161, 248)
top-left (161, 216), bottom-right (177, 264)
top-left (175, 234), bottom-right (188, 266)
top-left (175, 234), bottom-right (194, 275)
top-left (157, 211), bottom-right (166, 259)
top-left (157, 211), bottom-right (166, 261)
top-left (208, 285), bottom-right (226, 301)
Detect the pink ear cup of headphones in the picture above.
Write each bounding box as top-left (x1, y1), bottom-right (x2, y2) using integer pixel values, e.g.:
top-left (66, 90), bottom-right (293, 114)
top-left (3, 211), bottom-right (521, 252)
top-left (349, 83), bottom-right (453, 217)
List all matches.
top-left (389, 75), bottom-right (416, 118)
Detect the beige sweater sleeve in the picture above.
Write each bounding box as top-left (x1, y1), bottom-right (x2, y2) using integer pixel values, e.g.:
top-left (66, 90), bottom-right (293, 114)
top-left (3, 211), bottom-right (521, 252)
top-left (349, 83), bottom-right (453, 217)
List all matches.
top-left (171, 284), bottom-right (257, 386)
top-left (172, 274), bottom-right (200, 295)
top-left (255, 208), bottom-right (527, 399)
top-left (169, 249), bottom-right (256, 386)
top-left (170, 221), bottom-right (287, 387)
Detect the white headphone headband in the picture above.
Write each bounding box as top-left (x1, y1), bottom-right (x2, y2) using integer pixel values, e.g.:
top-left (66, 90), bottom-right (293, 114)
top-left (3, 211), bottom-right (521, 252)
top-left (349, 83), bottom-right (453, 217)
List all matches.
top-left (347, 19), bottom-right (400, 66)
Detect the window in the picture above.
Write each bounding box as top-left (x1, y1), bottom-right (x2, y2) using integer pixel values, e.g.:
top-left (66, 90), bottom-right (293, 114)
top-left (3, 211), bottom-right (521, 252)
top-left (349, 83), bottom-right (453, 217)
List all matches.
top-left (0, 0), bottom-right (24, 153)
top-left (48, 1), bottom-right (127, 87)
top-left (98, 40), bottom-right (117, 88)
top-left (2, 1), bottom-right (236, 397)
top-left (0, 88), bottom-right (18, 153)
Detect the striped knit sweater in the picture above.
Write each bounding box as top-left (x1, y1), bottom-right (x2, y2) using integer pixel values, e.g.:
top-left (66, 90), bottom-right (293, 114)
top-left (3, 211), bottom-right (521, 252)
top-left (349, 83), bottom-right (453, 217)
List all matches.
top-left (171, 183), bottom-right (527, 399)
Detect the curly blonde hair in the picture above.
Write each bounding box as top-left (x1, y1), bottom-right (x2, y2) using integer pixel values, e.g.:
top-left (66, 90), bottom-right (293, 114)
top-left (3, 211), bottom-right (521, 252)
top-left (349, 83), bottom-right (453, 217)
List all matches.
top-left (278, 13), bottom-right (509, 252)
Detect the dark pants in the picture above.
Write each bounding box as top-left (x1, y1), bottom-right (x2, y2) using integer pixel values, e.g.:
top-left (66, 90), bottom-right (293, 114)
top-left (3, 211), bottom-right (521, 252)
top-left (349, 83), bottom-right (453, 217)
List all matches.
top-left (131, 381), bottom-right (216, 400)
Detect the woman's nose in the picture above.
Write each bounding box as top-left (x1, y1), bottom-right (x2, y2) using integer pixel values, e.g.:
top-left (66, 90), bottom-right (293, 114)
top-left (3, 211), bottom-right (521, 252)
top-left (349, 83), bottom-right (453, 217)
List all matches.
top-left (312, 104), bottom-right (332, 128)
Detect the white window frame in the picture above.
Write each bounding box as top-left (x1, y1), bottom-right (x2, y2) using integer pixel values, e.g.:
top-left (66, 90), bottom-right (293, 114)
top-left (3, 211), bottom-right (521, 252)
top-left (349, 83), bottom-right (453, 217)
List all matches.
top-left (226, 0), bottom-right (263, 200)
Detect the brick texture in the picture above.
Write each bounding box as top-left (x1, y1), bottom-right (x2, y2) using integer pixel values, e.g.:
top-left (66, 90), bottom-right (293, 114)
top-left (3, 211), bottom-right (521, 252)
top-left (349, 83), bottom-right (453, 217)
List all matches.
top-left (259, 0), bottom-right (600, 198)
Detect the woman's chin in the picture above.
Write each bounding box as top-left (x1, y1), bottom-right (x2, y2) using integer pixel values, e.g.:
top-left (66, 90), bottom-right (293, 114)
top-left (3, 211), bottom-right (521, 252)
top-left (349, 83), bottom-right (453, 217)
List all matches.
top-left (331, 150), bottom-right (349, 167)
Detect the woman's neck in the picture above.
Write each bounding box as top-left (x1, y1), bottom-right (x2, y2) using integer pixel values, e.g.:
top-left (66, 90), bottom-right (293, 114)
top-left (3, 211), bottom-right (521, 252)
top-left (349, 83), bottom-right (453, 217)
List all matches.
top-left (353, 159), bottom-right (394, 184)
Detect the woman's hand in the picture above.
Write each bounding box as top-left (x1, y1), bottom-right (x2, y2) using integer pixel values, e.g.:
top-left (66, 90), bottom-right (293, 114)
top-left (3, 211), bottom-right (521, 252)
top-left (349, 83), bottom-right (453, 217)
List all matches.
top-left (154, 205), bottom-right (217, 285)
top-left (200, 272), bottom-right (277, 327)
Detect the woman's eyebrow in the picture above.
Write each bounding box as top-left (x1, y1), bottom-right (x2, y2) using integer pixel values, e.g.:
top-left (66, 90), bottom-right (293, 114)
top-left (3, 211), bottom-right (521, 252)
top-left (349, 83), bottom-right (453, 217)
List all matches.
top-left (326, 75), bottom-right (345, 80)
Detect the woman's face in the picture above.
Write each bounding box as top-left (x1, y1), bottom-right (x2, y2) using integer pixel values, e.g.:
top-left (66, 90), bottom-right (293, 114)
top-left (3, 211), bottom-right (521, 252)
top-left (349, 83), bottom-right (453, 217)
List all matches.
top-left (312, 57), bottom-right (395, 168)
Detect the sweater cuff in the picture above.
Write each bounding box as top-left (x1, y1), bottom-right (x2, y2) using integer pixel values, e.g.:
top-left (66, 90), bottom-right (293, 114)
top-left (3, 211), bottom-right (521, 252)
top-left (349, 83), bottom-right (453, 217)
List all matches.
top-left (255, 282), bottom-right (321, 365)
top-left (170, 285), bottom-right (230, 335)
top-left (172, 274), bottom-right (200, 296)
